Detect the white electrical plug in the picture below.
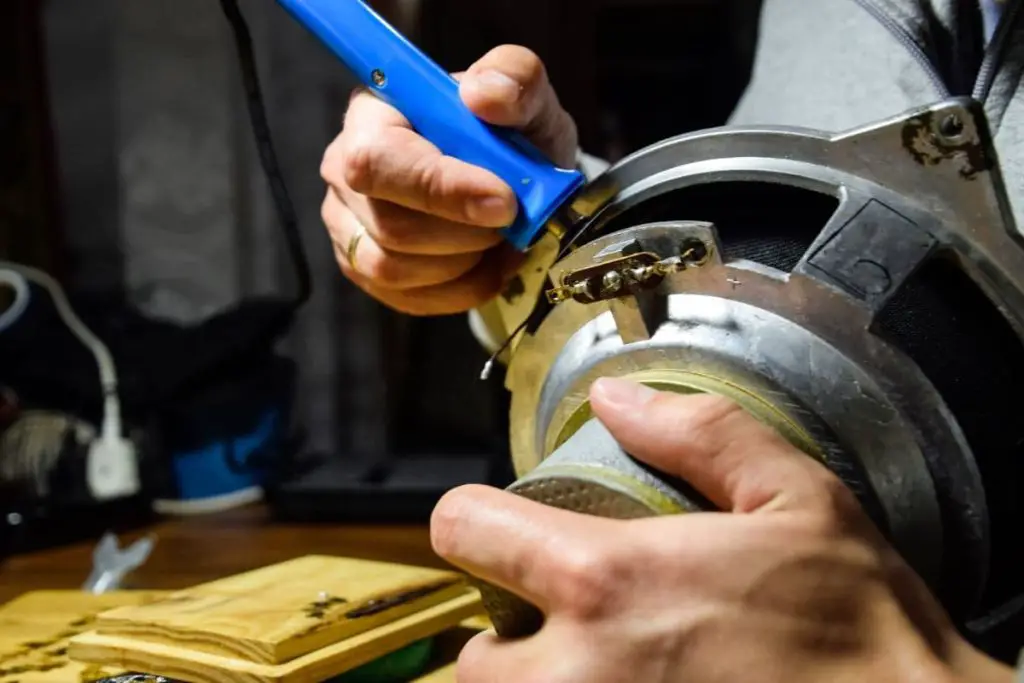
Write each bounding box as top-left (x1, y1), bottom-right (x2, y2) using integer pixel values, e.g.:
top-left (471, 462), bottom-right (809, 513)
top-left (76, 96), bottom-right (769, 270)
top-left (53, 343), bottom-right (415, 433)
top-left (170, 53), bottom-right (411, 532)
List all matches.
top-left (0, 262), bottom-right (140, 502)
top-left (86, 393), bottom-right (140, 500)
top-left (86, 433), bottom-right (140, 500)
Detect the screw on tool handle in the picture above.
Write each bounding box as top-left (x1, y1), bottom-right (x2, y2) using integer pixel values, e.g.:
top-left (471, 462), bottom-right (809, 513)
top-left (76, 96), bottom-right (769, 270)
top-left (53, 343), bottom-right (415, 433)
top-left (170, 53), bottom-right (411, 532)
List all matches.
top-left (276, 0), bottom-right (585, 251)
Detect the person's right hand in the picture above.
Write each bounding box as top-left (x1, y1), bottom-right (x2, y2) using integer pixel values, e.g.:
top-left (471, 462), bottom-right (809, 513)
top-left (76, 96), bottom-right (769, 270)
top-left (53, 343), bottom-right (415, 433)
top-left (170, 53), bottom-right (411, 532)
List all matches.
top-left (320, 45), bottom-right (579, 316)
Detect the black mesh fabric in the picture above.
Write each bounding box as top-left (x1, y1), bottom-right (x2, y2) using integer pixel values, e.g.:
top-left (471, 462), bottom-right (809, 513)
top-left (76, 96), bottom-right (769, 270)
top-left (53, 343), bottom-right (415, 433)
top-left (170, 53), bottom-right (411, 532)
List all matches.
top-left (875, 257), bottom-right (1024, 616)
top-left (596, 181), bottom-right (1024, 626)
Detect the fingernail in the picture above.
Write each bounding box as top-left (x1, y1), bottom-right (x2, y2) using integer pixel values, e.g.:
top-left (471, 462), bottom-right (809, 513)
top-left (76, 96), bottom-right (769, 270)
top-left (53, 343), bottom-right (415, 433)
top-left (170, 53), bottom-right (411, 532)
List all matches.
top-left (467, 195), bottom-right (515, 225)
top-left (592, 377), bottom-right (658, 410)
top-left (467, 69), bottom-right (522, 100)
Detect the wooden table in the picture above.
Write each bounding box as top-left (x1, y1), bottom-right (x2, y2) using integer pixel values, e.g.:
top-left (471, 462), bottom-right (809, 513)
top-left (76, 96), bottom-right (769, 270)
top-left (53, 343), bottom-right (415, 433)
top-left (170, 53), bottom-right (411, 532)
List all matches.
top-left (0, 504), bottom-right (444, 604)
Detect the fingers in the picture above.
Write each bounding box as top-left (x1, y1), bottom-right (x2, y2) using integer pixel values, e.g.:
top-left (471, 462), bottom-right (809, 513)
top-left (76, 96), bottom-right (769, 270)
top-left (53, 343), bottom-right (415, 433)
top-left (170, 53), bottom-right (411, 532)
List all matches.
top-left (455, 632), bottom-right (540, 683)
top-left (460, 45), bottom-right (579, 168)
top-left (325, 197), bottom-right (484, 289)
top-left (431, 484), bottom-right (634, 618)
top-left (318, 46), bottom-right (578, 317)
top-left (326, 89), bottom-right (518, 227)
top-left (588, 378), bottom-right (846, 515)
top-left (337, 242), bottom-right (518, 316)
top-left (456, 629), bottom-right (582, 683)
top-left (325, 186), bottom-right (503, 256)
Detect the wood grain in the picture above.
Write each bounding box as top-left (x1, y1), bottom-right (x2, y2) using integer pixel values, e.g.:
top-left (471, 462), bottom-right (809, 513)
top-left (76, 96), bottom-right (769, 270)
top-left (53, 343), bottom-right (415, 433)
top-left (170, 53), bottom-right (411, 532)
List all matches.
top-left (0, 590), bottom-right (169, 683)
top-left (1, 506), bottom-right (486, 681)
top-left (91, 556), bottom-right (470, 665)
top-left (69, 591), bottom-right (483, 683)
top-left (67, 555), bottom-right (487, 682)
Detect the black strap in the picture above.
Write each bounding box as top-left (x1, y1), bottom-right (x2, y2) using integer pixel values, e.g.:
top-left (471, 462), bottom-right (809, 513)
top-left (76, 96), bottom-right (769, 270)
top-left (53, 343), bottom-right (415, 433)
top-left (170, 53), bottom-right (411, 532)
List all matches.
top-left (218, 0), bottom-right (312, 311)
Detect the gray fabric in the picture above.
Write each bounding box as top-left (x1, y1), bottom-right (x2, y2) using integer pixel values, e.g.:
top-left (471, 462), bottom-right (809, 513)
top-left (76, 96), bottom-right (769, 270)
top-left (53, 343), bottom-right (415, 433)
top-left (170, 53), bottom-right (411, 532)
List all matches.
top-left (730, 0), bottom-right (1024, 233)
top-left (981, 0), bottom-right (1006, 43)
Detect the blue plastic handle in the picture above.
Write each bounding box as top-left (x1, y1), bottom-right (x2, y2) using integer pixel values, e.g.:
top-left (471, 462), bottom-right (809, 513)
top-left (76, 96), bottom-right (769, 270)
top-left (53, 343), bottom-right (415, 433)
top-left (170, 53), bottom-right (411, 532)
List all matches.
top-left (276, 0), bottom-right (585, 251)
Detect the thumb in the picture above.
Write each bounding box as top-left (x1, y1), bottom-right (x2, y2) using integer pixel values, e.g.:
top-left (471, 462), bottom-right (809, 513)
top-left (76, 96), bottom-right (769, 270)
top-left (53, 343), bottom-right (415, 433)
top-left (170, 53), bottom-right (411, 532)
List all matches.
top-left (588, 377), bottom-right (841, 514)
top-left (458, 45), bottom-right (578, 168)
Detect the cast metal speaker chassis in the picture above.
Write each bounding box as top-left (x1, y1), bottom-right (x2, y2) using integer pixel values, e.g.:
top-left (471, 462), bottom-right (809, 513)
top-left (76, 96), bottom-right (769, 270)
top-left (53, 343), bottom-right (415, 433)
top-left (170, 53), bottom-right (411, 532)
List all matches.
top-left (502, 97), bottom-right (1024, 617)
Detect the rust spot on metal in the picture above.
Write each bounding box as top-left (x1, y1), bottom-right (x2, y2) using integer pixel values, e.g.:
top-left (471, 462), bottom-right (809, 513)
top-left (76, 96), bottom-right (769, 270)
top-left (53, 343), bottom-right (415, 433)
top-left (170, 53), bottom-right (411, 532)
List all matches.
top-left (501, 275), bottom-right (526, 304)
top-left (900, 111), bottom-right (991, 181)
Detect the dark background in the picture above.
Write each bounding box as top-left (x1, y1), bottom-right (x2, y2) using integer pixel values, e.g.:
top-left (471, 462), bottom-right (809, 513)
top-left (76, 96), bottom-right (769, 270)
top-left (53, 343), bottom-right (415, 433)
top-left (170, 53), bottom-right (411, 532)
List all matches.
top-left (0, 0), bottom-right (761, 471)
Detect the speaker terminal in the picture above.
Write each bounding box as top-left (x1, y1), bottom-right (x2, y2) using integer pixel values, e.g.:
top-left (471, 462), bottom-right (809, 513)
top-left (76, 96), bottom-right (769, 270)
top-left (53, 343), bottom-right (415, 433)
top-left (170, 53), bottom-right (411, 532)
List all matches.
top-left (545, 239), bottom-right (712, 305)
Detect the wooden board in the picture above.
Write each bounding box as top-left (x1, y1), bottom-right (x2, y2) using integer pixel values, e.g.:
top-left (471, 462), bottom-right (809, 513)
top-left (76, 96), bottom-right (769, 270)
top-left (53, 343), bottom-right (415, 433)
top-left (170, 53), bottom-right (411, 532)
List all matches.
top-left (0, 590), bottom-right (170, 683)
top-left (68, 555), bottom-right (486, 682)
top-left (0, 592), bottom-right (489, 683)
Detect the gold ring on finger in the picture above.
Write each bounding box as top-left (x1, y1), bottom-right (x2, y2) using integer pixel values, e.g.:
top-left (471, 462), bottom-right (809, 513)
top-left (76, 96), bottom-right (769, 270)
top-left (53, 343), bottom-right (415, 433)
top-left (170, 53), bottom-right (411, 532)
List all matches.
top-left (346, 223), bottom-right (367, 272)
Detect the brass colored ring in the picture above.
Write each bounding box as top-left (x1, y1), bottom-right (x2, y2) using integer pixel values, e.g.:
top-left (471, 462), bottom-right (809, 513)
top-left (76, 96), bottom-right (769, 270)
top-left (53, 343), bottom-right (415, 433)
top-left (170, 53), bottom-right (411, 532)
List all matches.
top-left (549, 368), bottom-right (823, 461)
top-left (346, 223), bottom-right (367, 272)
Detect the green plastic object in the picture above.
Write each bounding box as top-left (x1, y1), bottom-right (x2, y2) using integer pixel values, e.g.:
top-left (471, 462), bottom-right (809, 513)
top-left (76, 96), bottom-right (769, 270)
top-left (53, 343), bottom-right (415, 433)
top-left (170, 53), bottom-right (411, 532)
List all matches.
top-left (328, 638), bottom-right (436, 683)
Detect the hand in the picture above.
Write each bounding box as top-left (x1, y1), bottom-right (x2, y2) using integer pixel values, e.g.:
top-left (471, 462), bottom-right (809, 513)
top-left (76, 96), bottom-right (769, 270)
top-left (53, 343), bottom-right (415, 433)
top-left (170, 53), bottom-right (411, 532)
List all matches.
top-left (319, 45), bottom-right (578, 316)
top-left (430, 378), bottom-right (1014, 683)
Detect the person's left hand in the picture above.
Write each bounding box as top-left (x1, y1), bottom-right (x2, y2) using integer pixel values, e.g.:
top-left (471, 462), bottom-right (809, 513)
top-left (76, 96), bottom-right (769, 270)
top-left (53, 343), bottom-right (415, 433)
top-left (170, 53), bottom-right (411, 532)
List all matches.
top-left (430, 378), bottom-right (1014, 683)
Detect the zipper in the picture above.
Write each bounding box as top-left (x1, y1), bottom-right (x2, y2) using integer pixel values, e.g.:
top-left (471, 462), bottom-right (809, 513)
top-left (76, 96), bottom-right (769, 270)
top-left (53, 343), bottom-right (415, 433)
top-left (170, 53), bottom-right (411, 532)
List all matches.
top-left (854, 0), bottom-right (1024, 105)
top-left (851, 0), bottom-right (951, 97)
top-left (973, 0), bottom-right (1024, 101)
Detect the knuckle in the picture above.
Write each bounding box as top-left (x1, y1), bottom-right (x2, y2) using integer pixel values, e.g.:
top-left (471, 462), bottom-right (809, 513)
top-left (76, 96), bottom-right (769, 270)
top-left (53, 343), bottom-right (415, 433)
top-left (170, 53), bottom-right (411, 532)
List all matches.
top-left (783, 470), bottom-right (864, 536)
top-left (495, 44), bottom-right (545, 80)
top-left (320, 137), bottom-right (346, 186)
top-left (321, 193), bottom-right (348, 243)
top-left (340, 136), bottom-right (379, 193)
top-left (368, 212), bottom-right (412, 251)
top-left (551, 545), bottom-right (627, 619)
top-left (370, 225), bottom-right (404, 251)
top-left (359, 248), bottom-right (404, 287)
top-left (673, 393), bottom-right (746, 441)
top-left (319, 152), bottom-right (334, 186)
top-left (813, 472), bottom-right (865, 523)
top-left (319, 192), bottom-right (333, 229)
top-left (473, 45), bottom-right (548, 100)
top-left (411, 157), bottom-right (450, 215)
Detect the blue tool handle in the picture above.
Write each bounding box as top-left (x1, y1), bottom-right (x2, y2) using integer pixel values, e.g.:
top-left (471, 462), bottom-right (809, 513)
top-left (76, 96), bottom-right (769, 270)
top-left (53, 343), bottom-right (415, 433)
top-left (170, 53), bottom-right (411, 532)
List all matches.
top-left (276, 0), bottom-right (585, 251)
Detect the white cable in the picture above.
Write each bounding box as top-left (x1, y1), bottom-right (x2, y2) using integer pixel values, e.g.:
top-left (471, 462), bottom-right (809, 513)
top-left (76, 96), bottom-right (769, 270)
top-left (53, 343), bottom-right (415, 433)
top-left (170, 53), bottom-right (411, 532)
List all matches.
top-left (0, 269), bottom-right (31, 334)
top-left (0, 262), bottom-right (120, 433)
top-left (0, 261), bottom-right (138, 499)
